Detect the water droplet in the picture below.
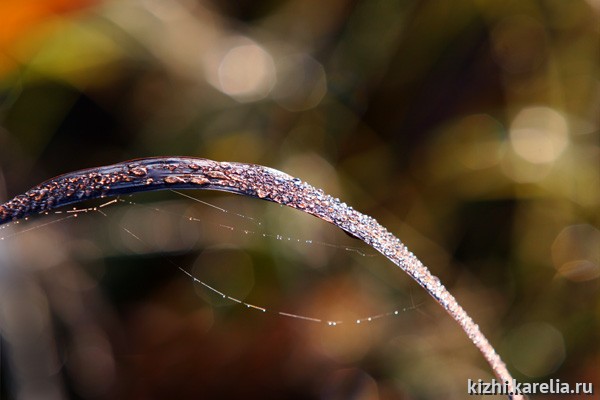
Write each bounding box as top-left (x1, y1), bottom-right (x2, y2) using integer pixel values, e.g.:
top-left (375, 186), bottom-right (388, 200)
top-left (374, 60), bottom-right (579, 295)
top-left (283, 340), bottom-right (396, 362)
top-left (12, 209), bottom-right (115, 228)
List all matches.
top-left (129, 167), bottom-right (148, 177)
top-left (191, 177), bottom-right (209, 185)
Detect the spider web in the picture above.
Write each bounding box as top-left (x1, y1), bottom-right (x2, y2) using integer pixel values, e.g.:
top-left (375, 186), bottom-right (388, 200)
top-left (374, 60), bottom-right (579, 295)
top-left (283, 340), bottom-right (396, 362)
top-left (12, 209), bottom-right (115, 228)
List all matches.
top-left (0, 189), bottom-right (425, 325)
top-left (0, 188), bottom-right (436, 400)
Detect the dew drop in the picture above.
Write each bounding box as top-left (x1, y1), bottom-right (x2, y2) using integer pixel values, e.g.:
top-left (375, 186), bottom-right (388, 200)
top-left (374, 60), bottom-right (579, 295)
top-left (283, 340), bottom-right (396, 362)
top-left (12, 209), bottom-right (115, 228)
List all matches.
top-left (129, 167), bottom-right (148, 177)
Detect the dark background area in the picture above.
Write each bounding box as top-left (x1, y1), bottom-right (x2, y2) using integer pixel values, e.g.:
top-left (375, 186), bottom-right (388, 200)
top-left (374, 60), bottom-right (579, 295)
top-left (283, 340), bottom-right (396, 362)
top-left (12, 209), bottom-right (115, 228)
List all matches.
top-left (0, 0), bottom-right (598, 399)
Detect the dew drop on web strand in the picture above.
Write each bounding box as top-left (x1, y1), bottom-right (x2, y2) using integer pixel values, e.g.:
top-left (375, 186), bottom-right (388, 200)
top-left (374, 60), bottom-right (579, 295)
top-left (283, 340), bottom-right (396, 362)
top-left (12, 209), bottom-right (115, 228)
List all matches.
top-left (177, 262), bottom-right (414, 327)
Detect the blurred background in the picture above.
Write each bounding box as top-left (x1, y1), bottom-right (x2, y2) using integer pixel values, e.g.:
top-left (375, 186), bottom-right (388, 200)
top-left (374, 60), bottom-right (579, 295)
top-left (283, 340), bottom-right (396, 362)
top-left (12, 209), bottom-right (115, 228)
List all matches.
top-left (0, 0), bottom-right (598, 399)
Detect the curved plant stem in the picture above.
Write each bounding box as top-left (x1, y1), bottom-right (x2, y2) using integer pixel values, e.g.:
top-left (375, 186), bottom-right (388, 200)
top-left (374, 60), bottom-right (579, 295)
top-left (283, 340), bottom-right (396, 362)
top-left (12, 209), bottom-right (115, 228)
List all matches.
top-left (0, 157), bottom-right (522, 399)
